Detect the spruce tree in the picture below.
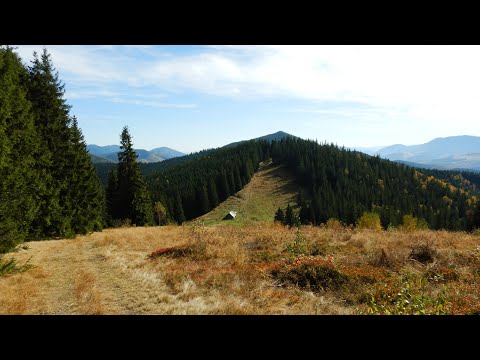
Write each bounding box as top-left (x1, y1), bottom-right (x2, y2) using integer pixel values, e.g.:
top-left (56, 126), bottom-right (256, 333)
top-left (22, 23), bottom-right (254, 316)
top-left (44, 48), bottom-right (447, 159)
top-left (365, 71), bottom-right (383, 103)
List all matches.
top-left (285, 204), bottom-right (297, 227)
top-left (198, 184), bottom-right (210, 214)
top-left (26, 49), bottom-right (105, 237)
top-left (234, 166), bottom-right (243, 192)
top-left (26, 49), bottom-right (70, 237)
top-left (115, 126), bottom-right (153, 226)
top-left (106, 168), bottom-right (120, 224)
top-left (274, 208), bottom-right (285, 223)
top-left (0, 46), bottom-right (40, 252)
top-left (219, 171), bottom-right (230, 200)
top-left (208, 180), bottom-right (219, 208)
top-left (65, 117), bottom-right (105, 233)
top-left (173, 191), bottom-right (186, 224)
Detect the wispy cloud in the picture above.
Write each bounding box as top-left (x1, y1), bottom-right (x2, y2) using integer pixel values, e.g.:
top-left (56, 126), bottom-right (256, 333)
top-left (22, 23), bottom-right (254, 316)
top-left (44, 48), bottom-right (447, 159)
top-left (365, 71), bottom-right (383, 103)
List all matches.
top-left (110, 97), bottom-right (196, 109)
top-left (12, 45), bottom-right (480, 149)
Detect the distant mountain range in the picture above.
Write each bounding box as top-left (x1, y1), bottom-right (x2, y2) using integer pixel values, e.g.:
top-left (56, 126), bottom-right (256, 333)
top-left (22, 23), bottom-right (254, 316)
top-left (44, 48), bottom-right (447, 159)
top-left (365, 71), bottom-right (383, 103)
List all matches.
top-left (359, 135), bottom-right (480, 171)
top-left (89, 133), bottom-right (480, 171)
top-left (87, 145), bottom-right (185, 163)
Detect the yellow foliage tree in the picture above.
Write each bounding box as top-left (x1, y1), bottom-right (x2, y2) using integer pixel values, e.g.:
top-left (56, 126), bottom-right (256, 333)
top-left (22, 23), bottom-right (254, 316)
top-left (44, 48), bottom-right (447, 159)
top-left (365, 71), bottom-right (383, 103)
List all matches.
top-left (357, 212), bottom-right (382, 231)
top-left (326, 218), bottom-right (343, 230)
top-left (401, 215), bottom-right (417, 232)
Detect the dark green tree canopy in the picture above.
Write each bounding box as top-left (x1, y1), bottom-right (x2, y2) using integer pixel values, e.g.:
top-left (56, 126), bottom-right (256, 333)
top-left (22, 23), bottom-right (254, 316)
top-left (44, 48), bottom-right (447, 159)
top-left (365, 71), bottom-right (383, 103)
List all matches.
top-left (0, 47), bottom-right (105, 252)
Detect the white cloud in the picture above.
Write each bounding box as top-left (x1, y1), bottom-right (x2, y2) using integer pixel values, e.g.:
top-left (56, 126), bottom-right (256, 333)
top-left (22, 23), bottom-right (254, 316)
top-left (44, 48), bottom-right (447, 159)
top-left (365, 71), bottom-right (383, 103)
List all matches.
top-left (12, 45), bottom-right (480, 146)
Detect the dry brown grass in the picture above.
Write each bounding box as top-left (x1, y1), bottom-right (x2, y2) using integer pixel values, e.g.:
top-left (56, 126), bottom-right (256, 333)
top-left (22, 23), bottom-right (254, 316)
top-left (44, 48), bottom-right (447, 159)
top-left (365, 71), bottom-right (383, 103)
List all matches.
top-left (1, 223), bottom-right (480, 314)
top-left (74, 270), bottom-right (104, 315)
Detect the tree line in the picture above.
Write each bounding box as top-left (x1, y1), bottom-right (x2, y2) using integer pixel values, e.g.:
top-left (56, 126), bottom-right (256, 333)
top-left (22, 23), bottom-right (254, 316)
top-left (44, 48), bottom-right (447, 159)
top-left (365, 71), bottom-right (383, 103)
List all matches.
top-left (0, 47), bottom-right (104, 252)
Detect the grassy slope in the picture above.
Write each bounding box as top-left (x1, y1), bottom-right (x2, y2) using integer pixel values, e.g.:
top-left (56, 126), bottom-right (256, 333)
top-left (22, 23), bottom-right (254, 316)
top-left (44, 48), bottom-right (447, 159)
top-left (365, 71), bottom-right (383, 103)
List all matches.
top-left (197, 160), bottom-right (299, 226)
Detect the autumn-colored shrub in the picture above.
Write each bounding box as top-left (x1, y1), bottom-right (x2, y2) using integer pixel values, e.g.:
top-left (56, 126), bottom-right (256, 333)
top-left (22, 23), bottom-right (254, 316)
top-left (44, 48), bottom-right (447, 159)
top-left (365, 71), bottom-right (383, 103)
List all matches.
top-left (409, 244), bottom-right (436, 265)
top-left (425, 267), bottom-right (459, 283)
top-left (271, 263), bottom-right (348, 291)
top-left (401, 215), bottom-right (417, 232)
top-left (356, 212), bottom-right (382, 231)
top-left (326, 218), bottom-right (344, 231)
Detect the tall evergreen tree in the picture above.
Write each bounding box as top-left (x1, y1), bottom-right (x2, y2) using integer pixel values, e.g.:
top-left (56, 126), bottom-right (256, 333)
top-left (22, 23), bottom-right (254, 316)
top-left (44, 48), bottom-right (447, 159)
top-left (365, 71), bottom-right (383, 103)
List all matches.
top-left (112, 126), bottom-right (154, 226)
top-left (26, 49), bottom-right (67, 237)
top-left (173, 190), bottom-right (186, 224)
top-left (198, 185), bottom-right (210, 214)
top-left (26, 49), bottom-right (105, 237)
top-left (0, 46), bottom-right (40, 252)
top-left (285, 204), bottom-right (298, 227)
top-left (106, 168), bottom-right (120, 224)
top-left (208, 180), bottom-right (219, 209)
top-left (65, 117), bottom-right (105, 233)
top-left (219, 171), bottom-right (230, 200)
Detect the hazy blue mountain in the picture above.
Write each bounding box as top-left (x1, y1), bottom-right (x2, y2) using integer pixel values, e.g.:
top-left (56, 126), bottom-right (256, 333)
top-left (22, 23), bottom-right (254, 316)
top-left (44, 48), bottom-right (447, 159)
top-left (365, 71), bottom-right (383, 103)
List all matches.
top-left (89, 154), bottom-right (115, 163)
top-left (375, 135), bottom-right (480, 170)
top-left (349, 145), bottom-right (386, 154)
top-left (87, 144), bottom-right (121, 156)
top-left (87, 144), bottom-right (185, 163)
top-left (150, 147), bottom-right (186, 159)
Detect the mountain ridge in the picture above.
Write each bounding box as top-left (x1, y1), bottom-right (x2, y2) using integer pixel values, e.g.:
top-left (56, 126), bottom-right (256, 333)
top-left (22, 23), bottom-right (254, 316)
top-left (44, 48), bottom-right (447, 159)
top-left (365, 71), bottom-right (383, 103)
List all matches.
top-left (87, 144), bottom-right (185, 163)
top-left (366, 135), bottom-right (480, 171)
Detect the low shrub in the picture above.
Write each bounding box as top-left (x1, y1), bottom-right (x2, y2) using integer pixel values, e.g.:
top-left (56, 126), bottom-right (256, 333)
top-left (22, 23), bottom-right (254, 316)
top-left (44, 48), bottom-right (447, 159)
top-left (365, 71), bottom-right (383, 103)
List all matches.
top-left (425, 267), bottom-right (459, 283)
top-left (0, 256), bottom-right (33, 276)
top-left (271, 263), bottom-right (348, 292)
top-left (361, 277), bottom-right (450, 315)
top-left (325, 218), bottom-right (344, 231)
top-left (409, 244), bottom-right (436, 265)
top-left (286, 229), bottom-right (309, 259)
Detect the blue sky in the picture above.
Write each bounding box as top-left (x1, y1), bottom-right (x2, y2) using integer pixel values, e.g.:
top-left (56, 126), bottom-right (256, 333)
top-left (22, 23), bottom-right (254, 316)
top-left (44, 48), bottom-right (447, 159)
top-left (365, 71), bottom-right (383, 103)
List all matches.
top-left (14, 45), bottom-right (480, 154)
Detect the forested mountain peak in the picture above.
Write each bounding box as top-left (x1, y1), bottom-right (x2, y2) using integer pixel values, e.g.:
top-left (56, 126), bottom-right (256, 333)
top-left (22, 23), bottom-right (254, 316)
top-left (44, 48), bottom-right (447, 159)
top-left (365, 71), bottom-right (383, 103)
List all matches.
top-left (223, 130), bottom-right (296, 149)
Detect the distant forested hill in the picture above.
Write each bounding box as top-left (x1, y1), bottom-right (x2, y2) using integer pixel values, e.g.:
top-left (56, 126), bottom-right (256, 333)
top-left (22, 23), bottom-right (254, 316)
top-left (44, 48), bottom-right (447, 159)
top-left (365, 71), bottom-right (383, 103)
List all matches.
top-left (271, 137), bottom-right (479, 231)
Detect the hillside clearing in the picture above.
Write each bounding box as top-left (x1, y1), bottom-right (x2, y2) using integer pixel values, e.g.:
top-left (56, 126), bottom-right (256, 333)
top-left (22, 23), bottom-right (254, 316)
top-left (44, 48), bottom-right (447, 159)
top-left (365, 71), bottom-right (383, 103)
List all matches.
top-left (197, 161), bottom-right (299, 226)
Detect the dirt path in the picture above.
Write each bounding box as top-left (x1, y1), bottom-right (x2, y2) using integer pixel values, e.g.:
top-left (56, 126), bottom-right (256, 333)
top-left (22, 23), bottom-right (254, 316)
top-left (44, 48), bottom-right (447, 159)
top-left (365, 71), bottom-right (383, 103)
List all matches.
top-left (0, 227), bottom-right (225, 314)
top-left (1, 235), bottom-right (139, 314)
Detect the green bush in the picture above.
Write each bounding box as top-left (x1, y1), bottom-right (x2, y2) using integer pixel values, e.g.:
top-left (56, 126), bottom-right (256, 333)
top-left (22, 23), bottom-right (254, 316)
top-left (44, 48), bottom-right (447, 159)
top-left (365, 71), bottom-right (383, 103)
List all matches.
top-left (286, 229), bottom-right (308, 258)
top-left (362, 277), bottom-right (449, 315)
